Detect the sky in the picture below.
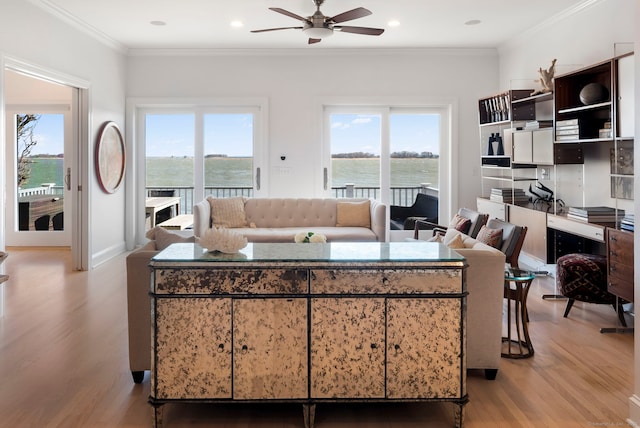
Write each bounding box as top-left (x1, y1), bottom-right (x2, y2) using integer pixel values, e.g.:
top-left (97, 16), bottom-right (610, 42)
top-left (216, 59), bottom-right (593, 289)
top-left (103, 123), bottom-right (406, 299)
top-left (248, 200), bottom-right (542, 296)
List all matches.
top-left (23, 111), bottom-right (441, 158)
top-left (23, 114), bottom-right (64, 156)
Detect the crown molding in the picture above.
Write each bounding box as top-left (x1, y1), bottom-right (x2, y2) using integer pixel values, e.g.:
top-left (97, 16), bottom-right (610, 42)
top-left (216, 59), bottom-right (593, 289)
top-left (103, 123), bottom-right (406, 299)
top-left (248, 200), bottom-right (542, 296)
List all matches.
top-left (127, 47), bottom-right (498, 58)
top-left (499, 0), bottom-right (603, 51)
top-left (27, 0), bottom-right (128, 54)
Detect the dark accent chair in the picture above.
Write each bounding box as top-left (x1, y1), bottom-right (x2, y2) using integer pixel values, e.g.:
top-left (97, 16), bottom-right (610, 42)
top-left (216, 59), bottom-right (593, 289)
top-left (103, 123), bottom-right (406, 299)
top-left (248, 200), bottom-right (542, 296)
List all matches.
top-left (52, 212), bottom-right (63, 230)
top-left (34, 215), bottom-right (51, 231)
top-left (389, 193), bottom-right (438, 230)
top-left (556, 253), bottom-right (627, 326)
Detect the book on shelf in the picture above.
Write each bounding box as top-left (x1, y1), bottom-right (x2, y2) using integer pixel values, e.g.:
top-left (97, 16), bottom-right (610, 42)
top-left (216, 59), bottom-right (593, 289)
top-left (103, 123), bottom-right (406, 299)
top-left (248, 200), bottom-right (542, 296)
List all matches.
top-left (524, 120), bottom-right (553, 130)
top-left (567, 206), bottom-right (624, 223)
top-left (556, 135), bottom-right (579, 141)
top-left (556, 128), bottom-right (580, 136)
top-left (568, 206), bottom-right (620, 216)
top-left (556, 118), bottom-right (579, 127)
top-left (489, 188), bottom-right (529, 204)
top-left (621, 214), bottom-right (634, 231)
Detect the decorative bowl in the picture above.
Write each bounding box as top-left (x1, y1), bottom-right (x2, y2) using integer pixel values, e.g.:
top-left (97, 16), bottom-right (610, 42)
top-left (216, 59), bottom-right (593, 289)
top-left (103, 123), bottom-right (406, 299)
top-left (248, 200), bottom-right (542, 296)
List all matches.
top-left (579, 83), bottom-right (609, 105)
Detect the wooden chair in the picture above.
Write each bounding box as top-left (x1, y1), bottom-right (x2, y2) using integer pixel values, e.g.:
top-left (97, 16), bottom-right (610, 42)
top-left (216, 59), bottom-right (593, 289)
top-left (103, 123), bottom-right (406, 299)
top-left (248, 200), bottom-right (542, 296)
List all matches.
top-left (413, 207), bottom-right (488, 239)
top-left (483, 218), bottom-right (527, 268)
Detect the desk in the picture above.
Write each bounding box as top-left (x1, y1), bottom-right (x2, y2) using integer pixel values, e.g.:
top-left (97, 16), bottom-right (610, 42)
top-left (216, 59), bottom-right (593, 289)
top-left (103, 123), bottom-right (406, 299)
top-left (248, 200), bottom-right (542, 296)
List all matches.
top-left (149, 242), bottom-right (467, 428)
top-left (146, 197), bottom-right (181, 228)
top-left (502, 268), bottom-right (535, 359)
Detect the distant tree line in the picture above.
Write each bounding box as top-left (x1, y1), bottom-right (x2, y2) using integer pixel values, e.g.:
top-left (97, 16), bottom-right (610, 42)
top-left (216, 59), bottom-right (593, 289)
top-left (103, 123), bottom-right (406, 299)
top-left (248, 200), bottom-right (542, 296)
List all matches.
top-left (332, 151), bottom-right (439, 159)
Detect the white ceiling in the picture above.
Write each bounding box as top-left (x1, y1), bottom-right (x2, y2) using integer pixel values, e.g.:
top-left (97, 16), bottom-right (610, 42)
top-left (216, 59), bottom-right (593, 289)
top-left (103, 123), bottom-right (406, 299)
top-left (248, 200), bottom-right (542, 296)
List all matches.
top-left (30, 0), bottom-right (591, 51)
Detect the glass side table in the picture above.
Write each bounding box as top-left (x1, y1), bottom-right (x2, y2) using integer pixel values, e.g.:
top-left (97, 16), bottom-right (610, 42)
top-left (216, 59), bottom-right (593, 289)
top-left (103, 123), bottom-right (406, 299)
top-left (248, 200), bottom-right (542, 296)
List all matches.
top-left (502, 267), bottom-right (536, 359)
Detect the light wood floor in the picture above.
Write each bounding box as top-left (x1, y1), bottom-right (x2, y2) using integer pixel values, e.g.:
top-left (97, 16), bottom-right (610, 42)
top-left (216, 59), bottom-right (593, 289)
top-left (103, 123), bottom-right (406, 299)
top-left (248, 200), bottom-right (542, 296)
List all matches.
top-left (0, 247), bottom-right (634, 428)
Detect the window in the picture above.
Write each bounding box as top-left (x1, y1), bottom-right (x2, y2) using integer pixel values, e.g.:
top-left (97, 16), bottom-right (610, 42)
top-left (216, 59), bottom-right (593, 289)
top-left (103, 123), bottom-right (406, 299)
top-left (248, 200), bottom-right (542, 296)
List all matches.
top-left (135, 99), bottom-right (266, 241)
top-left (323, 105), bottom-right (447, 219)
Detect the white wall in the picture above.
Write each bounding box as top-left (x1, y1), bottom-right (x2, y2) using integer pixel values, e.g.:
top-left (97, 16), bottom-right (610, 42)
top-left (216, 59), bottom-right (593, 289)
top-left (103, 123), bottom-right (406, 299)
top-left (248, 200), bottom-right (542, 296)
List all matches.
top-left (126, 50), bottom-right (499, 212)
top-left (0, 0), bottom-right (127, 268)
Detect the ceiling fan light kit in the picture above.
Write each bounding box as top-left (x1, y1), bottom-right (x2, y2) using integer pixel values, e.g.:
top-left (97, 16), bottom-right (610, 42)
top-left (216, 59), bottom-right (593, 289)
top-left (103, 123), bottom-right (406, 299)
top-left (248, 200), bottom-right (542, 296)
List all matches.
top-left (251, 0), bottom-right (384, 44)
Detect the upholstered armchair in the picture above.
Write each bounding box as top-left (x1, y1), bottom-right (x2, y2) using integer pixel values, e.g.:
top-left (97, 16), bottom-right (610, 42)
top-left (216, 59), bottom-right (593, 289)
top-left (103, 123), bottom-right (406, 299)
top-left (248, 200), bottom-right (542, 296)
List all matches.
top-left (413, 207), bottom-right (488, 239)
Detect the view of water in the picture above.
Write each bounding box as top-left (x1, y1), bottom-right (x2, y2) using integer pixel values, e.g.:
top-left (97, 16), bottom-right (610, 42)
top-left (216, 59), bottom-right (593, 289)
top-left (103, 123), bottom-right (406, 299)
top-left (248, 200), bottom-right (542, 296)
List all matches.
top-left (22, 157), bottom-right (439, 190)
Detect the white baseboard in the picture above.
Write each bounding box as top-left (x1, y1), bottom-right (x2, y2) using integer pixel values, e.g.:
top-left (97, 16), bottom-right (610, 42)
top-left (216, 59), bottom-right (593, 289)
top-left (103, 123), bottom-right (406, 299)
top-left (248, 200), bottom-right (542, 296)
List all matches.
top-left (91, 241), bottom-right (127, 268)
top-left (627, 394), bottom-right (640, 427)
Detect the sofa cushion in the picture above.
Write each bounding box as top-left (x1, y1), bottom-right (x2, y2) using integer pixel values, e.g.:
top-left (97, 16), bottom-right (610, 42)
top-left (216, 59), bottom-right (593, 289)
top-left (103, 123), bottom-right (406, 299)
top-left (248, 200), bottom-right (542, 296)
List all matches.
top-left (476, 225), bottom-right (503, 249)
top-left (208, 196), bottom-right (247, 228)
top-left (336, 200), bottom-right (371, 228)
top-left (146, 226), bottom-right (195, 250)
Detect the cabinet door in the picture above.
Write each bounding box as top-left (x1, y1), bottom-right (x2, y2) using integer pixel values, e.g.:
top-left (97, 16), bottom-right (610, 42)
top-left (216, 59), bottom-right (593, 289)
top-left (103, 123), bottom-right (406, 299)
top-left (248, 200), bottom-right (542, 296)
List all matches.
top-left (512, 131), bottom-right (532, 163)
top-left (154, 298), bottom-right (232, 399)
top-left (310, 298), bottom-right (385, 398)
top-left (387, 298), bottom-right (463, 399)
top-left (508, 204), bottom-right (547, 263)
top-left (233, 298), bottom-right (308, 399)
top-left (532, 128), bottom-right (553, 164)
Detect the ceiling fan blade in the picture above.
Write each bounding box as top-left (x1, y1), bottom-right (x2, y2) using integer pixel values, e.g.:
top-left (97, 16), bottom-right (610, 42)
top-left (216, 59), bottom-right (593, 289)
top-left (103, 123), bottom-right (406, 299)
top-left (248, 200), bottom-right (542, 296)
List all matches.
top-left (308, 38), bottom-right (322, 45)
top-left (334, 26), bottom-right (385, 36)
top-left (269, 7), bottom-right (309, 23)
top-left (329, 7), bottom-right (372, 23)
top-left (251, 26), bottom-right (303, 33)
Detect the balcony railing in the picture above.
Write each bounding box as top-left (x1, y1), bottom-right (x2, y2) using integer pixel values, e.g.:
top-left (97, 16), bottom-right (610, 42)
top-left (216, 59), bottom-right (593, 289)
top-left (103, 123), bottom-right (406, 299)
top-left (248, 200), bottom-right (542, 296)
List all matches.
top-left (146, 184), bottom-right (439, 215)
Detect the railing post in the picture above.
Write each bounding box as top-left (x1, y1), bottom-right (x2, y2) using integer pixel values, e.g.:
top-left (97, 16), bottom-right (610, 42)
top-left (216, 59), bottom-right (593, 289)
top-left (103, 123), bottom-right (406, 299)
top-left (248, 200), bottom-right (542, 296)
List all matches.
top-left (420, 183), bottom-right (431, 194)
top-left (345, 183), bottom-right (355, 198)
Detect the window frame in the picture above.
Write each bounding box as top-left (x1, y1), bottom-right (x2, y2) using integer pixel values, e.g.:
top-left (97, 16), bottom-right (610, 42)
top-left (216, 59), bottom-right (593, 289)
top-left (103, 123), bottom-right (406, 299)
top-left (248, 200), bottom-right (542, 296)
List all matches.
top-left (127, 97), bottom-right (268, 246)
top-left (320, 98), bottom-right (457, 237)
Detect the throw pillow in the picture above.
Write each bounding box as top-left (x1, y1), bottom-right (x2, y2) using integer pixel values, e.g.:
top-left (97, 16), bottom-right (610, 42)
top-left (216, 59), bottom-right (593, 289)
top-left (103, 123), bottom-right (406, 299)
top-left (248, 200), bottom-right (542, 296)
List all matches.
top-left (449, 214), bottom-right (471, 234)
top-left (336, 200), bottom-right (371, 228)
top-left (146, 226), bottom-right (195, 251)
top-left (445, 233), bottom-right (465, 249)
top-left (476, 225), bottom-right (503, 249)
top-left (208, 196), bottom-right (247, 228)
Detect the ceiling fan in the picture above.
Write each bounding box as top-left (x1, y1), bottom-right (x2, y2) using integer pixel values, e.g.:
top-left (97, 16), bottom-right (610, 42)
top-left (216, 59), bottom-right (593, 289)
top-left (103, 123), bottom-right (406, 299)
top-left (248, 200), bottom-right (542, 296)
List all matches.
top-left (251, 0), bottom-right (385, 45)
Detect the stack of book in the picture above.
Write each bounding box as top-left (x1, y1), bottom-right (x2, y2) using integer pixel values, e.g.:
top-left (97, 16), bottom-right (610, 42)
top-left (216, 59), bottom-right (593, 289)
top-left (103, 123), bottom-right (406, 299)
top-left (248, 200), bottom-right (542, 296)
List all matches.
top-left (556, 118), bottom-right (579, 141)
top-left (567, 206), bottom-right (625, 223)
top-left (524, 120), bottom-right (553, 130)
top-left (621, 214), bottom-right (634, 232)
top-left (490, 188), bottom-right (529, 204)
top-left (599, 121), bottom-right (612, 139)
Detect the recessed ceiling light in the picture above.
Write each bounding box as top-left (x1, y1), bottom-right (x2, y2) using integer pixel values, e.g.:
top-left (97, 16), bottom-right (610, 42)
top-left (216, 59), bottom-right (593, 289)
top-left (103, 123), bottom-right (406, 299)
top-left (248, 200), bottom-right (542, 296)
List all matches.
top-left (230, 20), bottom-right (244, 28)
top-left (465, 19), bottom-right (481, 26)
top-left (388, 20), bottom-right (400, 27)
top-left (150, 20), bottom-right (166, 26)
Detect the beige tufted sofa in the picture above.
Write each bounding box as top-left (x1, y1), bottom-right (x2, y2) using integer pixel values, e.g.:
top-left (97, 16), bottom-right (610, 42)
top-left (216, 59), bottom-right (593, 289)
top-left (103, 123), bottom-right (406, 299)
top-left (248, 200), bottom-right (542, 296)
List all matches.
top-left (193, 197), bottom-right (387, 242)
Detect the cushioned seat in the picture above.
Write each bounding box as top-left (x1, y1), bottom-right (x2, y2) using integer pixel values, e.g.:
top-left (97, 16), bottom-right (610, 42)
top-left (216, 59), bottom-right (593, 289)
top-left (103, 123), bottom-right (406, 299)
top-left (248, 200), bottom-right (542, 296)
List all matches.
top-left (556, 253), bottom-right (626, 326)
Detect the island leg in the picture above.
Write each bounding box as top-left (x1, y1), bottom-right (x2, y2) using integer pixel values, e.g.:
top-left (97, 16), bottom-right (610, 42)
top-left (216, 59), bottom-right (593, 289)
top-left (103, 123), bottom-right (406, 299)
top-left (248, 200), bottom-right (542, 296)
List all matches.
top-left (454, 403), bottom-right (465, 428)
top-left (151, 403), bottom-right (164, 428)
top-left (303, 403), bottom-right (316, 428)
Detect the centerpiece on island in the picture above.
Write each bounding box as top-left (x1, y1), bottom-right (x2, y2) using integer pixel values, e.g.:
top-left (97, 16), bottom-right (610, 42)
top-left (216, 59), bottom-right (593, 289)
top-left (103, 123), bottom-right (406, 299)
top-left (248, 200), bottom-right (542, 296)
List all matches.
top-left (197, 227), bottom-right (248, 253)
top-left (294, 231), bottom-right (327, 243)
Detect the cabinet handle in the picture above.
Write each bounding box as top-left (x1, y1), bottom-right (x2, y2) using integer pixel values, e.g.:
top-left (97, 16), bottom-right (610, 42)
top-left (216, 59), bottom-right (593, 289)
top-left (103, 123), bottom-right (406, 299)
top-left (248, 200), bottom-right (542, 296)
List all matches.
top-left (241, 345), bottom-right (248, 354)
top-left (393, 344), bottom-right (401, 354)
top-left (370, 343), bottom-right (378, 351)
top-left (217, 344), bottom-right (225, 353)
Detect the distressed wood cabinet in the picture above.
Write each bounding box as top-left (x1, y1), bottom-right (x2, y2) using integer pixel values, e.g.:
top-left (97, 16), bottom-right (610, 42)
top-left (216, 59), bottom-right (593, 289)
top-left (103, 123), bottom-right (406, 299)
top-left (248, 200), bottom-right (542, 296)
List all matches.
top-left (149, 242), bottom-right (467, 428)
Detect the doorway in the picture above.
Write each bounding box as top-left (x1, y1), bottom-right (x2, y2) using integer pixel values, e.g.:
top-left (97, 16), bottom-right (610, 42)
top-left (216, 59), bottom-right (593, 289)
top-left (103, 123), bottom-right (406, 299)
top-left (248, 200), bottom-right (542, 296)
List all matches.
top-left (2, 64), bottom-right (89, 270)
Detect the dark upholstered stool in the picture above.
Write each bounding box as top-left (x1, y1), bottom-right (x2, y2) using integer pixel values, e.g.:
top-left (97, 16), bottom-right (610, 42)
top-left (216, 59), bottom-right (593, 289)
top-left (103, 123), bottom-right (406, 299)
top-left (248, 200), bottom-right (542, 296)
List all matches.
top-left (556, 253), bottom-right (626, 326)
